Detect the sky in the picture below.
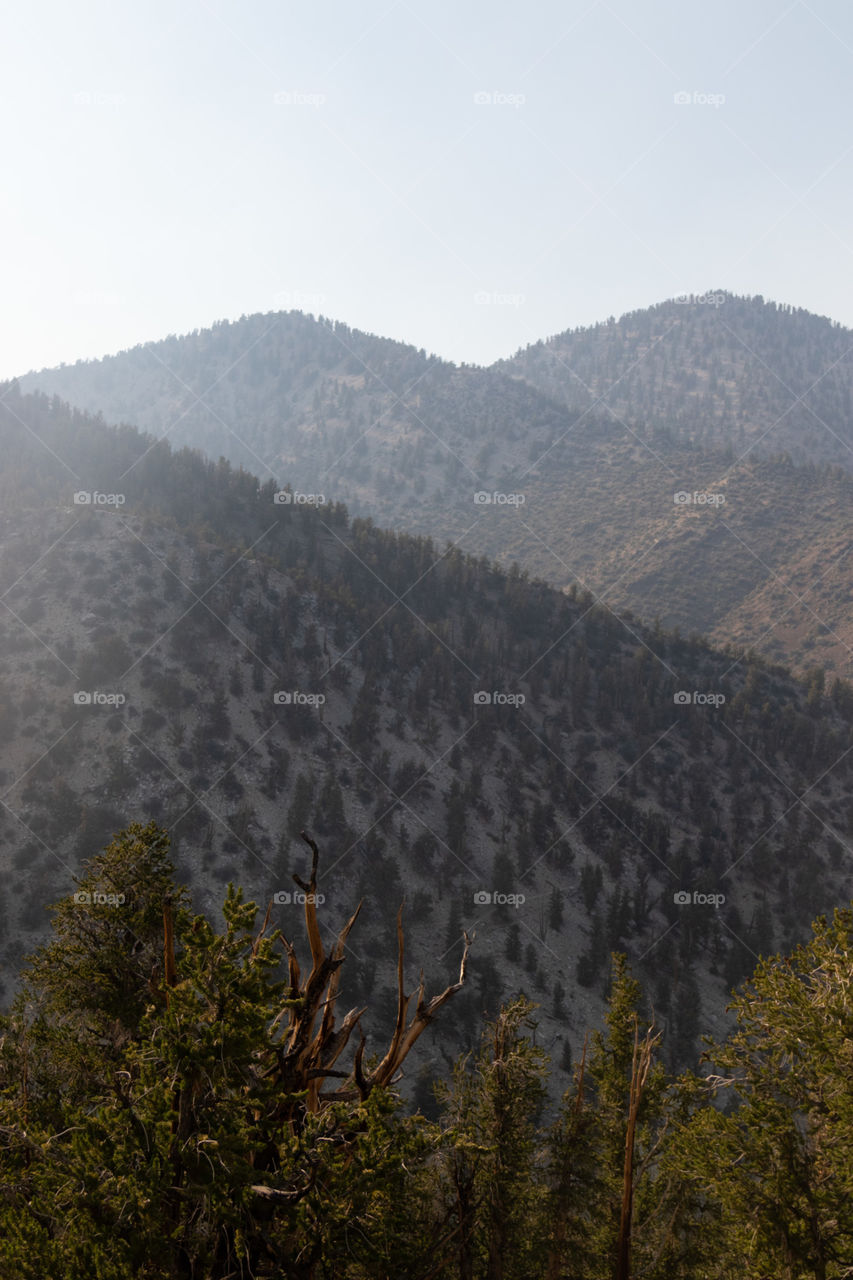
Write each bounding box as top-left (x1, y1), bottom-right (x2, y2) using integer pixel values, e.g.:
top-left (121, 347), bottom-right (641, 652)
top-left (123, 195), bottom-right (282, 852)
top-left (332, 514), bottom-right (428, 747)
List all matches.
top-left (2, 0), bottom-right (853, 378)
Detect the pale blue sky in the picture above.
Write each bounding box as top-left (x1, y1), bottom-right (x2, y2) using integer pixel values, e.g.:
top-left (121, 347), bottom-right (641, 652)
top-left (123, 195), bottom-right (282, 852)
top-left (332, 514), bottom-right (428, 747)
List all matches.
top-left (3, 0), bottom-right (853, 377)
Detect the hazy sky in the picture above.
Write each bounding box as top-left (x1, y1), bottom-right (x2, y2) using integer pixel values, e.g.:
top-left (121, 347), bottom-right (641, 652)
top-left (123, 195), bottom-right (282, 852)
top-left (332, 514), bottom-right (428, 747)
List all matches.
top-left (3, 0), bottom-right (853, 377)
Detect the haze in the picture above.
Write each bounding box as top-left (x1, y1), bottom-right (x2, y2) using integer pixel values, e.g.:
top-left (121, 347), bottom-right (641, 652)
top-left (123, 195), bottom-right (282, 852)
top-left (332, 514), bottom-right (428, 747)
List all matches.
top-left (3, 0), bottom-right (853, 377)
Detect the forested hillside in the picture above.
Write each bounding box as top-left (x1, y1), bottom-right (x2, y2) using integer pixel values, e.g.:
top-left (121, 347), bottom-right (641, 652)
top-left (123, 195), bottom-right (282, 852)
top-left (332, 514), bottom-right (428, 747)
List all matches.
top-left (17, 296), bottom-right (853, 676)
top-left (499, 292), bottom-right (853, 464)
top-left (1, 383), bottom-right (852, 1094)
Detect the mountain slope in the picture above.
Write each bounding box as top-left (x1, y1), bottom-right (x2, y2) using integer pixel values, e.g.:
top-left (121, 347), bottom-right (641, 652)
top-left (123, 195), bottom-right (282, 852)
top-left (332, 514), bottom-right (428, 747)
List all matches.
top-left (2, 384), bottom-right (853, 1082)
top-left (15, 311), bottom-right (572, 507)
top-left (14, 299), bottom-right (853, 678)
top-left (497, 291), bottom-right (853, 466)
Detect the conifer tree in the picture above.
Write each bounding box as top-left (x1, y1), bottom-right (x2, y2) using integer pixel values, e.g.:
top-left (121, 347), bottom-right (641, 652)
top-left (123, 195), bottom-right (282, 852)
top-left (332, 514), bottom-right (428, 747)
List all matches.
top-left (669, 906), bottom-right (853, 1278)
top-left (0, 824), bottom-right (471, 1279)
top-left (432, 996), bottom-right (548, 1280)
top-left (543, 954), bottom-right (684, 1279)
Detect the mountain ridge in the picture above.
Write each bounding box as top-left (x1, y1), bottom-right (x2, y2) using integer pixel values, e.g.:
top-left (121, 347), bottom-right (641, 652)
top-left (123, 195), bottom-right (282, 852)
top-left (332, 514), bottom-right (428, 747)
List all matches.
top-left (15, 291), bottom-right (853, 678)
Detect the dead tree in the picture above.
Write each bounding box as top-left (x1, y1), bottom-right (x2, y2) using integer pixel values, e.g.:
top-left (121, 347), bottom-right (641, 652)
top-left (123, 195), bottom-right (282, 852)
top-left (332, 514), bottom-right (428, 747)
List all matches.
top-left (614, 1019), bottom-right (661, 1280)
top-left (264, 832), bottom-right (472, 1123)
top-left (157, 828), bottom-right (472, 1246)
top-left (155, 828), bottom-right (474, 1277)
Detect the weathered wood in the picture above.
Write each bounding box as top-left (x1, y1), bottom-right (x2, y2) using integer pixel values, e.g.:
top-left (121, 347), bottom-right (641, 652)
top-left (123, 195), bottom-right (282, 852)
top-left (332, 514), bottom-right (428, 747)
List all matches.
top-left (263, 833), bottom-right (472, 1128)
top-left (614, 1019), bottom-right (661, 1280)
top-left (163, 895), bottom-right (177, 997)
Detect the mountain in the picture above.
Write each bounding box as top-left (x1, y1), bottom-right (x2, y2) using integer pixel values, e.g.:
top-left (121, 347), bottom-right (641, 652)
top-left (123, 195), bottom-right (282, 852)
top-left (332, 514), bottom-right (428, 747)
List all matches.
top-left (2, 382), bottom-right (853, 1083)
top-left (497, 291), bottom-right (853, 466)
top-left (14, 310), bottom-right (573, 523)
top-left (15, 297), bottom-right (853, 678)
